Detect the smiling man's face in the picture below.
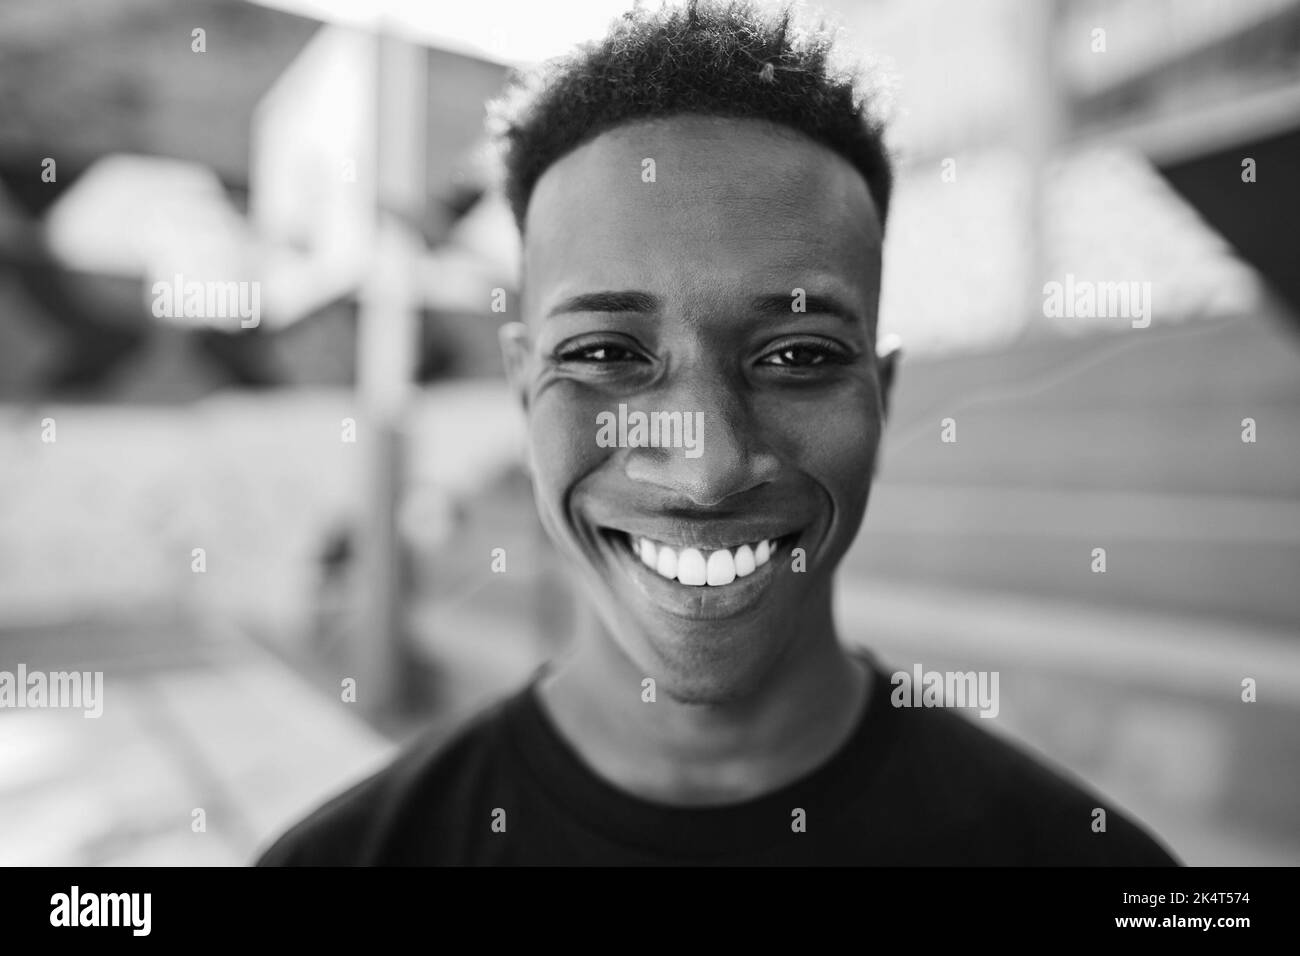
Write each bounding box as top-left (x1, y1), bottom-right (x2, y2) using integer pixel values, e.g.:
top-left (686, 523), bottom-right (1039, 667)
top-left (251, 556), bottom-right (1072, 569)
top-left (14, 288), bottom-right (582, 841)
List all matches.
top-left (502, 115), bottom-right (890, 703)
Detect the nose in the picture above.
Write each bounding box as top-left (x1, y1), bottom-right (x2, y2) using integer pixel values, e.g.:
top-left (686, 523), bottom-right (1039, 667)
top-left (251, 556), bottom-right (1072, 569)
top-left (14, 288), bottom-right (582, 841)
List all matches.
top-left (622, 374), bottom-right (780, 507)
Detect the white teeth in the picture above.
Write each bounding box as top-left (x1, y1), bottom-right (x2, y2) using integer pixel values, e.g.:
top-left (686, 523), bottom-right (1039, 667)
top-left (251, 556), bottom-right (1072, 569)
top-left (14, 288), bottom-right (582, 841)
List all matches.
top-left (676, 548), bottom-right (708, 586)
top-left (706, 549), bottom-right (736, 586)
top-left (626, 534), bottom-right (784, 587)
top-left (734, 544), bottom-right (755, 577)
top-left (655, 545), bottom-right (677, 579)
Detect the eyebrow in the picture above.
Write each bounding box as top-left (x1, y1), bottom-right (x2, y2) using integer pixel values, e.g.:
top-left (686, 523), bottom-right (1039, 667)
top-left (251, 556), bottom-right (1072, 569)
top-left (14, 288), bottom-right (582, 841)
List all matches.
top-left (544, 289), bottom-right (863, 326)
top-left (546, 291), bottom-right (660, 318)
top-left (748, 292), bottom-right (863, 326)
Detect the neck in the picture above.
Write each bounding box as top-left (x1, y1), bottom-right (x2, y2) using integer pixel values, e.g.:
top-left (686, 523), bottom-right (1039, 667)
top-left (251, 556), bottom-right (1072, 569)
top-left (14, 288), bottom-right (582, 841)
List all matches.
top-left (536, 592), bottom-right (870, 805)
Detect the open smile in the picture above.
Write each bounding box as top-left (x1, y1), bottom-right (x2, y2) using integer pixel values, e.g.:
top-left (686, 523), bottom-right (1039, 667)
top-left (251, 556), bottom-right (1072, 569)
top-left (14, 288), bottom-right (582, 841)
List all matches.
top-left (622, 532), bottom-right (786, 587)
top-left (596, 526), bottom-right (802, 621)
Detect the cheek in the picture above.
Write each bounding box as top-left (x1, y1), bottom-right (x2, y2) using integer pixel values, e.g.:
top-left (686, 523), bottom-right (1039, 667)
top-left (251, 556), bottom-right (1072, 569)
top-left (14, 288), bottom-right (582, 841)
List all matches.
top-left (814, 406), bottom-right (880, 493)
top-left (762, 383), bottom-right (881, 498)
top-left (527, 387), bottom-right (612, 509)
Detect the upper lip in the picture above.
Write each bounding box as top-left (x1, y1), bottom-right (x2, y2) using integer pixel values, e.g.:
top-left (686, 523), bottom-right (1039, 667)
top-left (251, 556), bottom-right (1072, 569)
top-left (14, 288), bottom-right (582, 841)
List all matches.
top-left (601, 523), bottom-right (794, 551)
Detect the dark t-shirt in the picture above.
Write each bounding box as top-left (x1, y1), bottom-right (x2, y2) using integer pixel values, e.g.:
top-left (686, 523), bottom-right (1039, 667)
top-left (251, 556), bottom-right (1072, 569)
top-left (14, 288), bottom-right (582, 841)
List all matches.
top-left (256, 657), bottom-right (1179, 866)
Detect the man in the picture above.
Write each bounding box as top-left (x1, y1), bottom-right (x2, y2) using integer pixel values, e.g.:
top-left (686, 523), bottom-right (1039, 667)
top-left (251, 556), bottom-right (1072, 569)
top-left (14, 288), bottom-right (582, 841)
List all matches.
top-left (258, 0), bottom-right (1178, 865)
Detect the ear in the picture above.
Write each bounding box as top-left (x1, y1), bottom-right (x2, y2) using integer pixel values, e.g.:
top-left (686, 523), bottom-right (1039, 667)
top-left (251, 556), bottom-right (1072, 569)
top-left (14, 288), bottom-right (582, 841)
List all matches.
top-left (498, 321), bottom-right (532, 412)
top-left (875, 332), bottom-right (901, 421)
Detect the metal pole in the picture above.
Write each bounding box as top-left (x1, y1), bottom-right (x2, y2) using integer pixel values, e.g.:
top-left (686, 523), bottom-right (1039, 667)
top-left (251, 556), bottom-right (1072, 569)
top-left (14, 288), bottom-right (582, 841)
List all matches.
top-left (1022, 0), bottom-right (1066, 335)
top-left (355, 27), bottom-right (425, 721)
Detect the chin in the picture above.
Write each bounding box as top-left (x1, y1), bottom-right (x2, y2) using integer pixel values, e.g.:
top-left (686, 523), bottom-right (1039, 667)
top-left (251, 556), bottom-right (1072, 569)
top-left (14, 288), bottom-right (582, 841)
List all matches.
top-left (658, 671), bottom-right (763, 706)
top-left (621, 609), bottom-right (795, 706)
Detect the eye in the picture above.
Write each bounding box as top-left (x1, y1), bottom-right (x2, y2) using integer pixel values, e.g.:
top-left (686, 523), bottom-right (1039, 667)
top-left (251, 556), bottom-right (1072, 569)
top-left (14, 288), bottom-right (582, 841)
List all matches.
top-left (757, 340), bottom-right (850, 369)
top-left (556, 336), bottom-right (649, 365)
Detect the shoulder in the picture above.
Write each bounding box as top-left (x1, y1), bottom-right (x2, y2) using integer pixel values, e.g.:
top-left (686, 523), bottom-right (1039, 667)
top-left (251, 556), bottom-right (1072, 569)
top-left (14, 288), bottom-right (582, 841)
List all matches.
top-left (880, 699), bottom-right (1180, 865)
top-left (254, 688), bottom-right (525, 867)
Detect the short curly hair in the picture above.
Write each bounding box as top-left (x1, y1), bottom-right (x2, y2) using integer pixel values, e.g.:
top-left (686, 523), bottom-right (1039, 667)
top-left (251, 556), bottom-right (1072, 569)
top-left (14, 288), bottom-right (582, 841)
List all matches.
top-left (490, 0), bottom-right (895, 234)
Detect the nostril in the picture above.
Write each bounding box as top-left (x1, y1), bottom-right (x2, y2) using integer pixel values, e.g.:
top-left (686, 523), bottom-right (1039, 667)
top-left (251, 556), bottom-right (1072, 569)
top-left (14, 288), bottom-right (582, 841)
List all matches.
top-left (623, 449), bottom-right (779, 507)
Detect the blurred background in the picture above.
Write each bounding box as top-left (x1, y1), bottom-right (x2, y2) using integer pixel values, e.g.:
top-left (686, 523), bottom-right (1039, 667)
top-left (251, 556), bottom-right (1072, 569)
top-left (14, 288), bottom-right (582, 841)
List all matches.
top-left (1, 0), bottom-right (1297, 865)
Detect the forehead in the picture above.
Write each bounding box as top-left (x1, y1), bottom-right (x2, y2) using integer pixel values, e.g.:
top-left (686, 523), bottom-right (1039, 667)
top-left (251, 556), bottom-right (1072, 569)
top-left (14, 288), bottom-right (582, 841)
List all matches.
top-left (521, 116), bottom-right (882, 318)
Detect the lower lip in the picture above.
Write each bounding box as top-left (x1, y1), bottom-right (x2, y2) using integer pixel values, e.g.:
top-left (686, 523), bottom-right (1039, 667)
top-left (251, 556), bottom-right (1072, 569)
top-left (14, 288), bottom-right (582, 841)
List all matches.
top-left (601, 531), bottom-right (794, 622)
